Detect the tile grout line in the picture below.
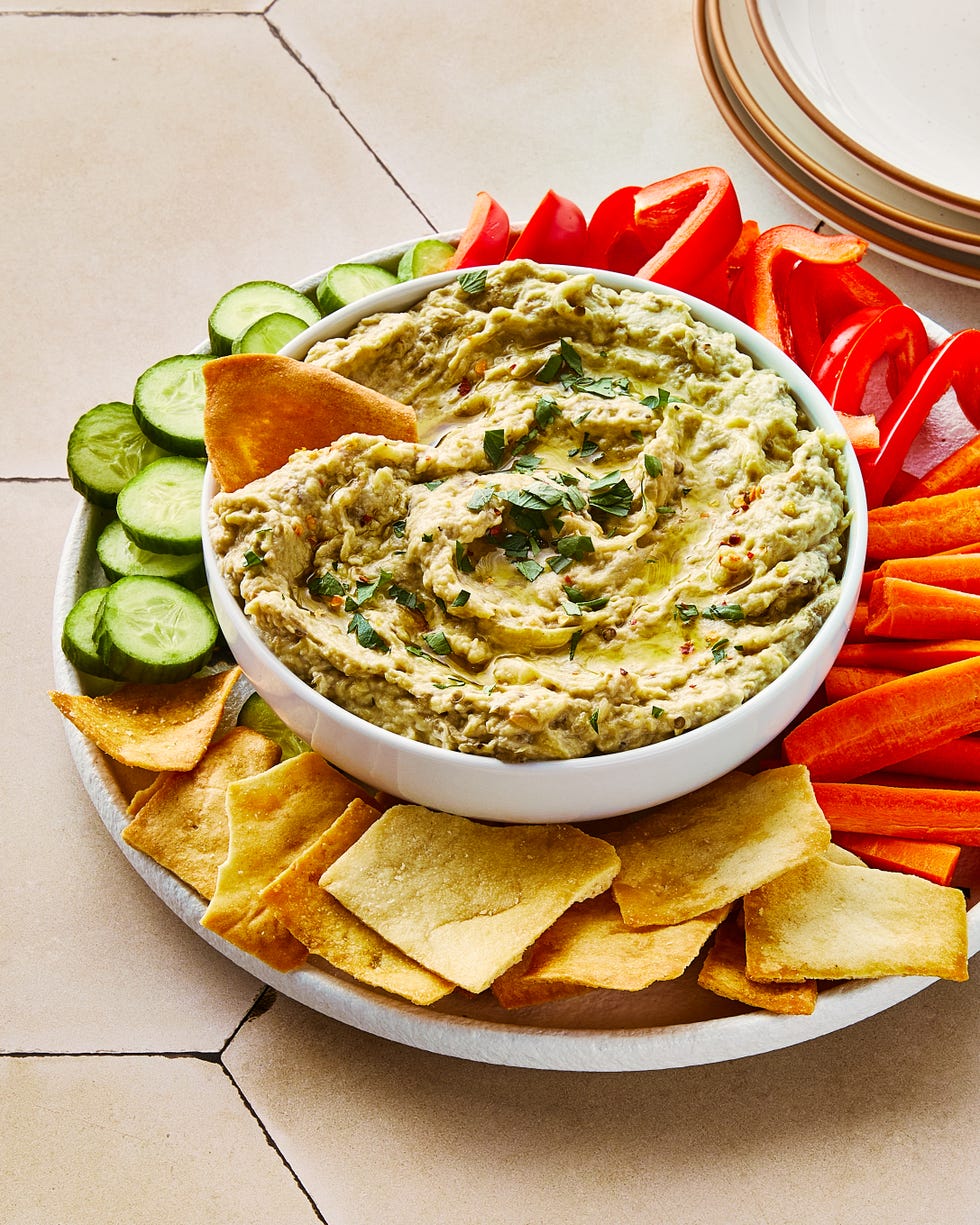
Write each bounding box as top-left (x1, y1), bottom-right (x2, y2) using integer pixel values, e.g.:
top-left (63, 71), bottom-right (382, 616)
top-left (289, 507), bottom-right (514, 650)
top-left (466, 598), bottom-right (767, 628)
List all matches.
top-left (261, 8), bottom-right (437, 234)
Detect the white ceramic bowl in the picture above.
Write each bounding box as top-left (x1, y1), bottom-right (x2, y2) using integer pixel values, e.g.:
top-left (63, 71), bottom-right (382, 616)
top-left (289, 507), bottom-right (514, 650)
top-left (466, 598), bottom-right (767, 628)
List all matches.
top-left (202, 266), bottom-right (867, 823)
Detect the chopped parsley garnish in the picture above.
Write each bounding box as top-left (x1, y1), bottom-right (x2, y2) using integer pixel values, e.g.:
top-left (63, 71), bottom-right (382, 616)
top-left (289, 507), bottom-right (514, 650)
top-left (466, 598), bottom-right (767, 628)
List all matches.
top-left (536, 351), bottom-right (563, 382)
top-left (561, 586), bottom-right (610, 614)
top-left (641, 388), bottom-right (678, 410)
top-left (644, 454), bottom-right (664, 478)
top-left (675, 602), bottom-right (701, 624)
top-left (500, 484), bottom-right (564, 512)
top-left (421, 532), bottom-right (434, 543)
top-left (655, 506), bottom-right (677, 516)
top-left (424, 478), bottom-right (445, 491)
top-left (554, 534), bottom-right (595, 561)
top-left (457, 268), bottom-right (488, 294)
top-left (344, 570), bottom-right (391, 609)
top-left (559, 337), bottom-right (583, 374)
top-left (651, 704), bottom-right (665, 718)
top-left (422, 630), bottom-right (452, 655)
top-left (483, 428), bottom-right (506, 468)
top-left (589, 709), bottom-right (600, 733)
top-left (513, 453), bottom-right (542, 473)
top-left (307, 572), bottom-right (347, 598)
top-left (467, 484), bottom-right (497, 511)
top-left (433, 675), bottom-right (469, 689)
top-left (568, 374), bottom-right (631, 398)
top-left (588, 470), bottom-right (634, 517)
top-left (347, 612), bottom-right (388, 652)
top-left (548, 554), bottom-right (573, 575)
top-left (534, 396), bottom-right (560, 428)
top-left (704, 603), bottom-right (746, 623)
top-left (450, 590), bottom-right (471, 607)
top-left (454, 541), bottom-right (475, 573)
top-left (388, 582), bottom-right (424, 612)
top-left (242, 549), bottom-right (265, 568)
top-left (514, 558), bottom-right (545, 582)
top-left (568, 629), bottom-right (583, 660)
top-left (711, 638), bottom-right (731, 663)
top-left (391, 518), bottom-right (406, 538)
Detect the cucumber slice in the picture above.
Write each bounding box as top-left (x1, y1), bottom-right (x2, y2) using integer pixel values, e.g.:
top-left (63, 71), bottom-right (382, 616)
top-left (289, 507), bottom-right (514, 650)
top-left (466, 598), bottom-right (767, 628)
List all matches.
top-left (94, 576), bottom-right (218, 684)
top-left (116, 455), bottom-right (206, 555)
top-left (396, 239), bottom-right (456, 282)
top-left (316, 263), bottom-right (398, 315)
top-left (67, 401), bottom-right (168, 508)
top-left (97, 518), bottom-right (206, 588)
top-left (231, 311), bottom-right (310, 354)
top-left (237, 692), bottom-right (311, 760)
top-left (133, 354), bottom-right (211, 457)
top-left (208, 281), bottom-right (321, 356)
top-left (61, 587), bottom-right (123, 679)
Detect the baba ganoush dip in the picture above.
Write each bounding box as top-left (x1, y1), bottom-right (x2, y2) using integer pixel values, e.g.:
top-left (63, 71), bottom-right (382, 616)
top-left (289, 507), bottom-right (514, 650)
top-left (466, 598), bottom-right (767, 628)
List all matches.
top-left (209, 261), bottom-right (850, 762)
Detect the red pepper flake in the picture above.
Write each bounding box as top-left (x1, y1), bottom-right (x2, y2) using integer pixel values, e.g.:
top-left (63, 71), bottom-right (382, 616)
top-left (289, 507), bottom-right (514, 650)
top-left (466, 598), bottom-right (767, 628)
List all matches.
top-left (360, 513), bottom-right (374, 525)
top-left (458, 378), bottom-right (472, 396)
top-left (619, 667), bottom-right (629, 677)
top-left (680, 641), bottom-right (694, 656)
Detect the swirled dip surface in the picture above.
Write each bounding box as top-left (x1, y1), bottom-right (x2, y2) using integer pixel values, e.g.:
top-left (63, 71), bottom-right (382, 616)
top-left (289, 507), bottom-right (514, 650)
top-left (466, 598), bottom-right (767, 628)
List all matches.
top-left (209, 263), bottom-right (849, 761)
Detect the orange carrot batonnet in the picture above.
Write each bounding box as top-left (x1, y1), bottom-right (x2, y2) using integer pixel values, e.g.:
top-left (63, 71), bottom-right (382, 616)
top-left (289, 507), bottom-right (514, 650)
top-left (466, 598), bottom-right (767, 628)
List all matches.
top-left (866, 487), bottom-right (980, 559)
top-left (831, 830), bottom-right (961, 886)
top-left (835, 638), bottom-right (980, 671)
top-left (845, 601), bottom-right (869, 642)
top-left (877, 553), bottom-right (980, 593)
top-left (782, 654), bottom-right (980, 781)
top-left (814, 780), bottom-right (980, 846)
top-left (886, 736), bottom-right (980, 783)
top-left (901, 431), bottom-right (980, 501)
top-left (823, 665), bottom-right (907, 701)
top-left (866, 576), bottom-right (980, 639)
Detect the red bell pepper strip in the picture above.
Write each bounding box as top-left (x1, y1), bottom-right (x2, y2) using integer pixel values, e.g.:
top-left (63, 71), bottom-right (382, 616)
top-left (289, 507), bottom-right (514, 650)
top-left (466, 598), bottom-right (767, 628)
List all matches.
top-left (632, 167), bottom-right (743, 292)
top-left (786, 260), bottom-right (901, 374)
top-left (584, 185), bottom-right (650, 274)
top-left (861, 330), bottom-right (980, 508)
top-left (507, 190), bottom-right (587, 265)
top-left (811, 304), bottom-right (929, 415)
top-left (447, 192), bottom-right (511, 269)
top-left (729, 225), bottom-right (868, 360)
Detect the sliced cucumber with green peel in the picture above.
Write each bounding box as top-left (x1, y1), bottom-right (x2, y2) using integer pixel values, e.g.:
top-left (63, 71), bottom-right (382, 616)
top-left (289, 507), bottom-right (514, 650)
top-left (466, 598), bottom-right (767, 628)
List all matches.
top-left (316, 263), bottom-right (398, 315)
top-left (231, 311), bottom-right (310, 354)
top-left (237, 692), bottom-right (311, 760)
top-left (97, 518), bottom-right (206, 588)
top-left (116, 455), bottom-right (206, 555)
top-left (208, 281), bottom-right (321, 356)
top-left (62, 587), bottom-right (122, 679)
top-left (67, 401), bottom-right (168, 508)
top-left (133, 354), bottom-right (211, 457)
top-left (396, 239), bottom-right (456, 282)
top-left (94, 576), bottom-right (218, 684)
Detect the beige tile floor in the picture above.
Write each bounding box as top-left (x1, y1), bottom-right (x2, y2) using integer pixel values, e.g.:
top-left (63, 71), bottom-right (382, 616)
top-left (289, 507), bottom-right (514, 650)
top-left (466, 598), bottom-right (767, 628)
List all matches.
top-left (5, 3), bottom-right (980, 1222)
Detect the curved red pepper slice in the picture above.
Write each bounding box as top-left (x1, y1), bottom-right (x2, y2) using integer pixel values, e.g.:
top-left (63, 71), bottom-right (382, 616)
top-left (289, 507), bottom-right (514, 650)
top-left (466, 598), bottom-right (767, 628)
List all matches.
top-left (861, 330), bottom-right (980, 508)
top-left (787, 261), bottom-right (902, 374)
top-left (447, 192), bottom-right (511, 269)
top-left (585, 185), bottom-right (650, 274)
top-left (632, 167), bottom-right (743, 292)
top-left (811, 304), bottom-right (929, 415)
top-left (729, 225), bottom-right (868, 360)
top-left (507, 190), bottom-right (587, 265)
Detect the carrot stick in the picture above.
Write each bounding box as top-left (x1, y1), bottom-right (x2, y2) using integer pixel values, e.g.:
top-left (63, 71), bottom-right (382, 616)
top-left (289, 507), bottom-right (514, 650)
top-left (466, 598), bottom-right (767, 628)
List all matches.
top-left (831, 831), bottom-right (961, 886)
top-left (837, 412), bottom-right (879, 453)
top-left (886, 737), bottom-right (980, 783)
top-left (866, 576), bottom-right (980, 639)
top-left (852, 770), bottom-right (980, 791)
top-left (901, 431), bottom-right (980, 500)
top-left (835, 638), bottom-right (980, 670)
top-left (813, 780), bottom-right (980, 846)
top-left (845, 601), bottom-right (869, 642)
top-left (782, 654), bottom-right (980, 780)
top-left (866, 487), bottom-right (980, 558)
top-left (824, 665), bottom-right (907, 701)
top-left (877, 553), bottom-right (980, 593)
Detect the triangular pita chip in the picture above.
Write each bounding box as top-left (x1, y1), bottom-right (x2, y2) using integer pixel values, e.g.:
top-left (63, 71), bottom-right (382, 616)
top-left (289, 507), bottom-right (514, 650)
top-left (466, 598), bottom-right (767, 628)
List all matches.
top-left (743, 856), bottom-right (969, 982)
top-left (261, 798), bottom-right (454, 1004)
top-left (610, 765), bottom-right (830, 926)
top-left (121, 726), bottom-right (280, 898)
top-left (200, 753), bottom-right (373, 971)
top-left (697, 913), bottom-right (818, 1015)
top-left (320, 804), bottom-right (620, 994)
top-left (203, 353), bottom-right (418, 492)
top-left (50, 666), bottom-right (241, 772)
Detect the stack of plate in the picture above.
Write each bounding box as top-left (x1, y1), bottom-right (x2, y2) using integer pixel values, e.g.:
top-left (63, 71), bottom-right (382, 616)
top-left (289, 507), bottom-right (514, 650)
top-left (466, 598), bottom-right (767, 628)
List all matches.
top-left (694, 0), bottom-right (980, 285)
